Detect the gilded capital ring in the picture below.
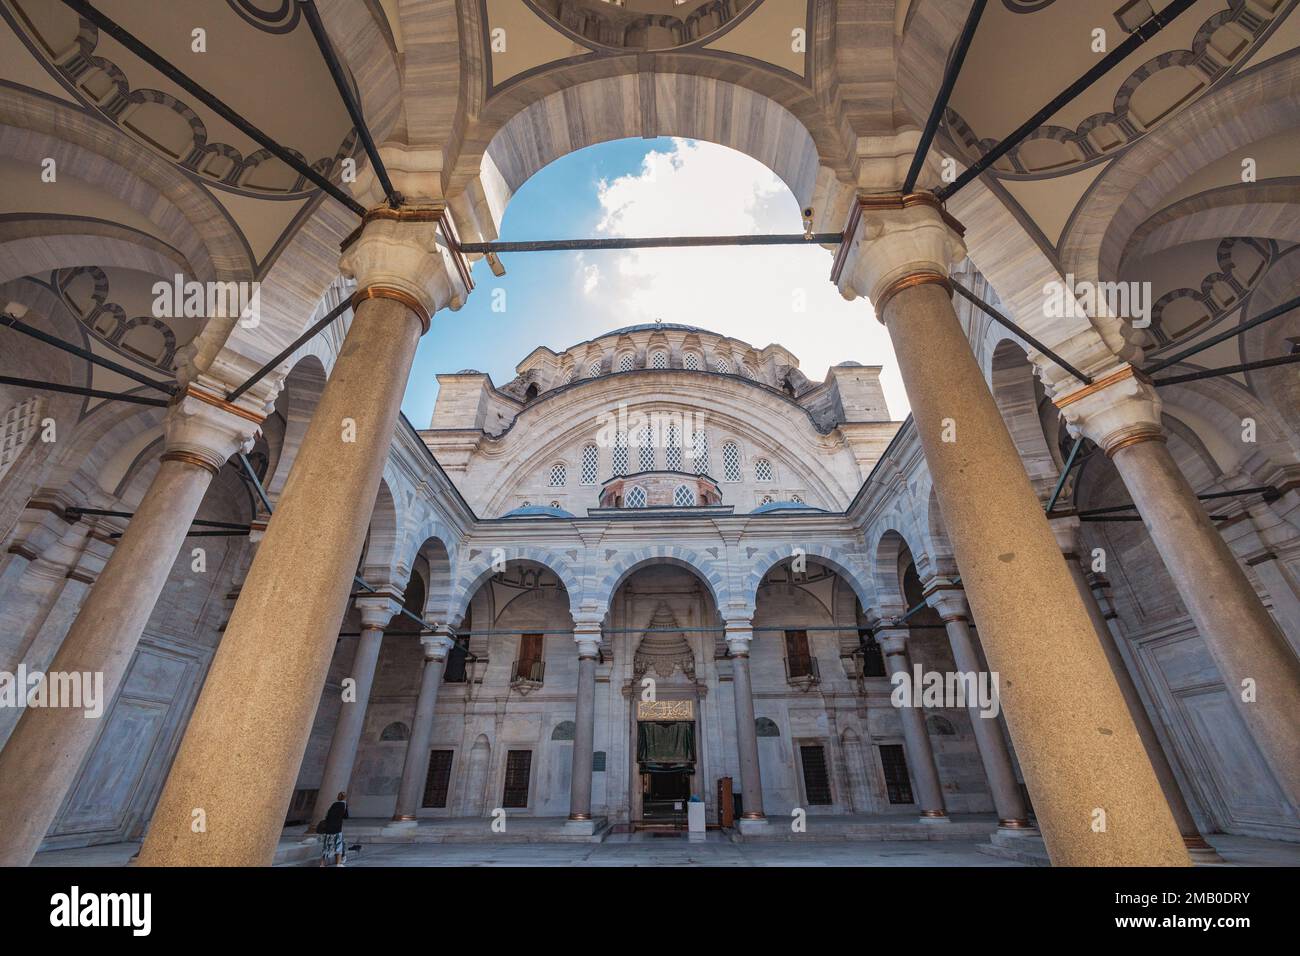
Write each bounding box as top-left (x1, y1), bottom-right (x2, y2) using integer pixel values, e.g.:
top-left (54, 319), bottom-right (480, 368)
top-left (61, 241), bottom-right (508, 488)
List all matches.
top-left (875, 271), bottom-right (953, 317)
top-left (352, 285), bottom-right (432, 334)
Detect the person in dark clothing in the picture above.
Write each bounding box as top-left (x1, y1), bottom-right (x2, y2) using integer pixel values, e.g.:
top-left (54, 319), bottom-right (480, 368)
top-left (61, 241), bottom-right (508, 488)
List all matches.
top-left (318, 791), bottom-right (349, 866)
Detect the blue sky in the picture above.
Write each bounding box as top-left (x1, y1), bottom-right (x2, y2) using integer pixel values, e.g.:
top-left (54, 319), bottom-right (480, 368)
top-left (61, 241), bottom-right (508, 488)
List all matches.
top-left (401, 137), bottom-right (906, 426)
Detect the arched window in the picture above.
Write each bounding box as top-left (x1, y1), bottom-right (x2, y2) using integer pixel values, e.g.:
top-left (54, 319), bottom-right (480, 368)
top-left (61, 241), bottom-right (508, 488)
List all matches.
top-left (651, 350), bottom-right (667, 369)
top-left (380, 721), bottom-right (410, 741)
top-left (638, 426), bottom-right (655, 472)
top-left (580, 444), bottom-right (599, 485)
top-left (722, 441), bottom-right (741, 482)
top-left (524, 382), bottom-right (539, 402)
top-left (714, 357), bottom-right (731, 374)
top-left (625, 485), bottom-right (647, 508)
top-left (612, 431), bottom-right (629, 476)
top-left (755, 717), bottom-right (780, 737)
top-left (692, 430), bottom-right (709, 476)
top-left (551, 720), bottom-right (576, 740)
top-left (673, 484), bottom-right (696, 507)
top-left (754, 458), bottom-right (773, 482)
top-left (759, 495), bottom-right (774, 506)
top-left (616, 352), bottom-right (635, 372)
top-left (588, 360), bottom-right (603, 377)
top-left (683, 352), bottom-right (701, 371)
top-left (790, 493), bottom-right (804, 504)
top-left (0, 397), bottom-right (42, 480)
top-left (665, 423), bottom-right (682, 471)
top-left (927, 715), bottom-right (957, 736)
top-left (548, 462), bottom-right (567, 487)
top-left (549, 500), bottom-right (561, 509)
top-left (564, 366), bottom-right (577, 384)
top-left (740, 364), bottom-right (755, 380)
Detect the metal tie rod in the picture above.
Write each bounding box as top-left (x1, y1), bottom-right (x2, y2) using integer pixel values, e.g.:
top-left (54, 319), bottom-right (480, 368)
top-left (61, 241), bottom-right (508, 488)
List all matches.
top-left (298, 0), bottom-right (399, 208)
top-left (457, 233), bottom-right (845, 254)
top-left (903, 0), bottom-right (987, 194)
top-left (0, 374), bottom-right (169, 407)
top-left (936, 0), bottom-right (1198, 201)
top-left (1151, 351), bottom-right (1300, 387)
top-left (58, 0), bottom-right (366, 217)
top-left (2, 312), bottom-right (176, 395)
top-left (952, 281), bottom-right (1093, 385)
top-left (226, 296), bottom-right (352, 403)
top-left (1143, 293), bottom-right (1300, 375)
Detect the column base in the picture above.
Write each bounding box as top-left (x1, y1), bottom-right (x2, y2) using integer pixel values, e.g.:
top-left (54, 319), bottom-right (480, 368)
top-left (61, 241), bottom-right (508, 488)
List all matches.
top-left (1184, 834), bottom-right (1226, 865)
top-left (562, 815), bottom-right (604, 836)
top-left (382, 817), bottom-right (419, 834)
top-left (997, 818), bottom-right (1035, 831)
top-left (919, 811), bottom-right (950, 823)
top-left (736, 815), bottom-right (770, 835)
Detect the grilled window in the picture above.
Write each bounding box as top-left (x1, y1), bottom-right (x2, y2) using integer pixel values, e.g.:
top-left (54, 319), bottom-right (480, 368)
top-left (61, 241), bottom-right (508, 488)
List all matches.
top-left (580, 444), bottom-right (599, 485)
top-left (651, 350), bottom-right (667, 369)
top-left (860, 631), bottom-right (887, 678)
top-left (665, 424), bottom-right (682, 471)
top-left (800, 745), bottom-right (832, 805)
top-left (754, 458), bottom-right (773, 482)
top-left (0, 397), bottom-right (41, 480)
top-left (617, 352), bottom-right (634, 372)
top-left (502, 750), bottom-right (532, 808)
top-left (612, 431), bottom-right (629, 476)
top-left (549, 462), bottom-right (566, 487)
top-left (692, 430), bottom-right (709, 476)
top-left (421, 750), bottom-right (454, 808)
top-left (625, 485), bottom-right (647, 508)
top-left (638, 427), bottom-right (655, 471)
top-left (714, 357), bottom-right (731, 374)
top-left (722, 441), bottom-right (741, 482)
top-left (587, 360), bottom-right (602, 377)
top-left (784, 630), bottom-right (813, 677)
top-left (673, 484), bottom-right (696, 507)
top-left (683, 352), bottom-right (700, 371)
top-left (880, 744), bottom-right (914, 805)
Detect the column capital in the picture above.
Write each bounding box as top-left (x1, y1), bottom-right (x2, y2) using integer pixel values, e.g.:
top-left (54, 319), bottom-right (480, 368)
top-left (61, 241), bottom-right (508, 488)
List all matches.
top-left (1053, 365), bottom-right (1165, 457)
top-left (876, 629), bottom-right (909, 656)
top-left (162, 385), bottom-right (264, 475)
top-left (722, 618), bottom-right (754, 657)
top-left (420, 630), bottom-right (455, 661)
top-left (922, 582), bottom-right (970, 622)
top-left (339, 204), bottom-right (471, 328)
top-left (831, 193), bottom-right (967, 314)
top-left (354, 595), bottom-right (401, 632)
top-left (573, 620), bottom-right (602, 659)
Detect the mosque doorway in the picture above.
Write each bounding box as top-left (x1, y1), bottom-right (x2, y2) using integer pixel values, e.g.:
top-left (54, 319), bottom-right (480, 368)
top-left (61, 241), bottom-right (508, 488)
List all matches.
top-left (638, 715), bottom-right (696, 828)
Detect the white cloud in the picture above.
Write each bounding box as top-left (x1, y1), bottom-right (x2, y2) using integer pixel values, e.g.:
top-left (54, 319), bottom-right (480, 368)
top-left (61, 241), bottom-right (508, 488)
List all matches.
top-left (585, 139), bottom-right (908, 417)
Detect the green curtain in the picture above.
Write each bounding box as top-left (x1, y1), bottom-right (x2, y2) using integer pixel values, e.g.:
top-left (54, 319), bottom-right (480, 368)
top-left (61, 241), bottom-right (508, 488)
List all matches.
top-left (637, 720), bottom-right (696, 768)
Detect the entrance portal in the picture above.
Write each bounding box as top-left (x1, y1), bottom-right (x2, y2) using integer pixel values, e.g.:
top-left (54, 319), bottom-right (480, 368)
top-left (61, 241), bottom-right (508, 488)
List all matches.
top-left (636, 712), bottom-right (697, 829)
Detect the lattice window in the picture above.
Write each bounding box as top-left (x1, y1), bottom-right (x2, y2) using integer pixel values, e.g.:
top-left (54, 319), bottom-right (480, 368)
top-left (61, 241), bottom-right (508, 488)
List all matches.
top-left (625, 485), bottom-right (647, 508)
top-left (683, 352), bottom-right (700, 371)
top-left (580, 444), bottom-right (599, 485)
top-left (673, 484), bottom-right (696, 507)
top-left (760, 495), bottom-right (774, 506)
top-left (722, 441), bottom-right (741, 482)
top-left (790, 493), bottom-right (803, 504)
top-left (754, 458), bottom-right (773, 482)
top-left (879, 744), bottom-right (914, 805)
top-left (800, 745), bottom-right (833, 806)
top-left (651, 350), bottom-right (667, 369)
top-left (502, 750), bottom-right (532, 808)
top-left (612, 431), bottom-right (629, 476)
top-left (692, 429), bottom-right (709, 475)
top-left (715, 357), bottom-right (731, 374)
top-left (588, 360), bottom-right (603, 377)
top-left (548, 462), bottom-right (566, 487)
top-left (0, 397), bottom-right (41, 480)
top-left (740, 364), bottom-right (755, 380)
top-left (564, 366), bottom-right (577, 384)
top-left (421, 750), bottom-right (454, 808)
top-left (638, 427), bottom-right (655, 472)
top-left (617, 352), bottom-right (635, 372)
top-left (665, 424), bottom-right (682, 471)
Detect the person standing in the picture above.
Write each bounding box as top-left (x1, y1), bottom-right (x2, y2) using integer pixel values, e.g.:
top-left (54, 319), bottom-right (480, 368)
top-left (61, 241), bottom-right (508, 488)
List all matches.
top-left (318, 791), bottom-right (348, 866)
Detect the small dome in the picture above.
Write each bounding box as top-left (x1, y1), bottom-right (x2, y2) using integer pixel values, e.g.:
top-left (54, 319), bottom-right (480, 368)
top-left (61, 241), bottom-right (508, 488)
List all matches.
top-left (751, 500), bottom-right (826, 515)
top-left (501, 505), bottom-right (573, 518)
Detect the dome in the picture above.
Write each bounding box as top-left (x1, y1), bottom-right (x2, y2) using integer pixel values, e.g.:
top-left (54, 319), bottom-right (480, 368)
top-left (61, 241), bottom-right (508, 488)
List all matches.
top-left (751, 500), bottom-right (826, 515)
top-left (501, 505), bottom-right (573, 519)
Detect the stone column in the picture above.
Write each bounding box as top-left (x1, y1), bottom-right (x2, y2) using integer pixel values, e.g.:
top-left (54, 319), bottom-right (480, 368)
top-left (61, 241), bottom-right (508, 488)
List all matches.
top-left (923, 588), bottom-right (1029, 828)
top-left (566, 621), bottom-right (601, 828)
top-left (309, 594), bottom-right (400, 830)
top-left (391, 628), bottom-right (455, 824)
top-left (725, 619), bottom-right (767, 829)
top-left (0, 390), bottom-right (261, 866)
top-left (1082, 566), bottom-right (1224, 863)
top-left (877, 627), bottom-right (948, 820)
top-left (1056, 368), bottom-right (1300, 806)
top-left (833, 192), bottom-right (1187, 865)
top-left (138, 193), bottom-right (471, 865)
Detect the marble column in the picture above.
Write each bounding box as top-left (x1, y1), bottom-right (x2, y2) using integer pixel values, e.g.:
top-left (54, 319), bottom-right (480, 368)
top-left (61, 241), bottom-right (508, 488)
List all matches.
top-left (725, 619), bottom-right (767, 828)
top-left (567, 621), bottom-right (601, 825)
top-left (138, 195), bottom-right (471, 866)
top-left (1057, 369), bottom-right (1300, 806)
top-left (309, 594), bottom-right (400, 830)
top-left (0, 391), bottom-right (261, 866)
top-left (833, 192), bottom-right (1187, 865)
top-left (878, 627), bottom-right (948, 820)
top-left (391, 628), bottom-right (455, 823)
top-left (923, 588), bottom-right (1029, 828)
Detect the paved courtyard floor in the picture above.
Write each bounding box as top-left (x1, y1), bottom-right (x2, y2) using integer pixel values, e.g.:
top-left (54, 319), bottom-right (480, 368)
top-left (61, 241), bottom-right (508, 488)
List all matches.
top-left (30, 831), bottom-right (1300, 867)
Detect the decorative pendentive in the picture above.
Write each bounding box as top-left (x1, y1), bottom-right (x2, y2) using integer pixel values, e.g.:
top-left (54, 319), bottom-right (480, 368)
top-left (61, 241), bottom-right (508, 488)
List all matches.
top-left (633, 602), bottom-right (697, 680)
